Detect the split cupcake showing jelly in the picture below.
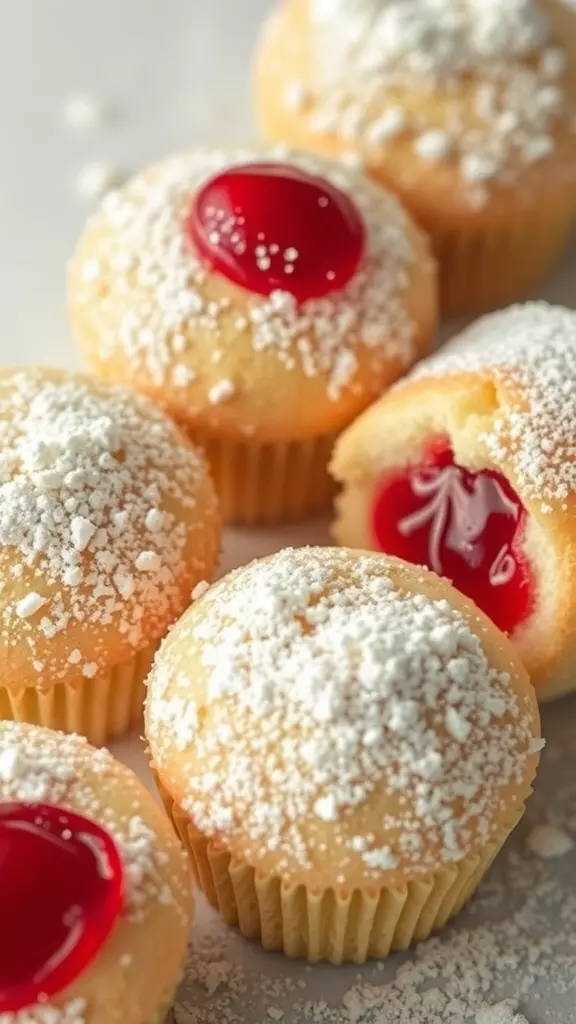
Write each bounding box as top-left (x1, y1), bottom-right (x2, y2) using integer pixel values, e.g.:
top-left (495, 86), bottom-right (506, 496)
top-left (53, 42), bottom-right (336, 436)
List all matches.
top-left (68, 147), bottom-right (437, 525)
top-left (254, 0), bottom-right (576, 315)
top-left (0, 367), bottom-right (220, 744)
top-left (331, 301), bottom-right (576, 699)
top-left (145, 547), bottom-right (541, 964)
top-left (0, 721), bottom-right (192, 1024)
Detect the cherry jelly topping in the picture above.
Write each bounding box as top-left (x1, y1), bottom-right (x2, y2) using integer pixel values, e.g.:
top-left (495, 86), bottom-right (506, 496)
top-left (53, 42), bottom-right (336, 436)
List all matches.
top-left (0, 803), bottom-right (123, 1012)
top-left (186, 162), bottom-right (366, 302)
top-left (371, 441), bottom-right (533, 635)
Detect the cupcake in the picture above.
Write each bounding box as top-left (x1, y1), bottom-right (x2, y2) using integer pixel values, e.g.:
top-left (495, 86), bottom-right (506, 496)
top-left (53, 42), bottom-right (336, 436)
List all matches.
top-left (67, 147), bottom-right (436, 525)
top-left (331, 302), bottom-right (576, 701)
top-left (0, 721), bottom-right (192, 1023)
top-left (254, 0), bottom-right (576, 315)
top-left (0, 367), bottom-right (220, 744)
top-left (145, 547), bottom-right (541, 964)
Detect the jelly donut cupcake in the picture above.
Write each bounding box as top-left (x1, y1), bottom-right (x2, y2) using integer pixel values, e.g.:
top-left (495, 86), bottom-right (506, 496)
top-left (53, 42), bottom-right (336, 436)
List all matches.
top-left (332, 302), bottom-right (576, 700)
top-left (254, 0), bottom-right (576, 315)
top-left (145, 547), bottom-right (541, 964)
top-left (0, 721), bottom-right (192, 1023)
top-left (68, 147), bottom-right (436, 525)
top-left (0, 367), bottom-right (219, 744)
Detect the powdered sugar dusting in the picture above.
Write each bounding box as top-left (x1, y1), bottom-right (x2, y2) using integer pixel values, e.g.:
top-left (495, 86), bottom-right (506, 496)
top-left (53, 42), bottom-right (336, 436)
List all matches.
top-left (0, 369), bottom-right (217, 679)
top-left (0, 997), bottom-right (87, 1024)
top-left (295, 0), bottom-right (574, 201)
top-left (411, 302), bottom-right (576, 512)
top-left (147, 547), bottom-right (537, 880)
top-left (70, 148), bottom-right (424, 401)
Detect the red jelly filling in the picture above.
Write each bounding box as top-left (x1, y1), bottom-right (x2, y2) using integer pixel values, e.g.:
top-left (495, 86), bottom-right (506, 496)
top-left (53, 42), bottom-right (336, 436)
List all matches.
top-left (372, 441), bottom-right (533, 635)
top-left (0, 803), bottom-right (123, 1012)
top-left (187, 162), bottom-right (366, 301)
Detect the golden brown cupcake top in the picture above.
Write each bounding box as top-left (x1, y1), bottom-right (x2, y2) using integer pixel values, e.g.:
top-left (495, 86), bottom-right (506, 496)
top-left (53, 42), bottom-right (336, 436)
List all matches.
top-left (0, 721), bottom-right (192, 1024)
top-left (146, 547), bottom-right (541, 890)
top-left (0, 367), bottom-right (219, 691)
top-left (68, 147), bottom-right (436, 442)
top-left (271, 0), bottom-right (576, 206)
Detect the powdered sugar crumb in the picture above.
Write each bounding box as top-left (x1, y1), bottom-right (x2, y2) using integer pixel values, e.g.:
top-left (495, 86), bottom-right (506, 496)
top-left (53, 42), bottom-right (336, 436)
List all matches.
top-left (526, 823), bottom-right (574, 859)
top-left (208, 380), bottom-right (235, 406)
top-left (0, 997), bottom-right (87, 1024)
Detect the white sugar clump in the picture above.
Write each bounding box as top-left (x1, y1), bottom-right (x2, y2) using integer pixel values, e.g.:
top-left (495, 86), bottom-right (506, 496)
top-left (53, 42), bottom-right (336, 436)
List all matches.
top-left (63, 92), bottom-right (107, 131)
top-left (76, 161), bottom-right (120, 202)
top-left (0, 998), bottom-right (87, 1024)
top-left (476, 1001), bottom-right (529, 1024)
top-left (411, 302), bottom-right (576, 511)
top-left (526, 823), bottom-right (574, 859)
top-left (303, 0), bottom-right (570, 199)
top-left (72, 147), bottom-right (422, 401)
top-left (147, 548), bottom-right (536, 878)
top-left (0, 370), bottom-right (210, 672)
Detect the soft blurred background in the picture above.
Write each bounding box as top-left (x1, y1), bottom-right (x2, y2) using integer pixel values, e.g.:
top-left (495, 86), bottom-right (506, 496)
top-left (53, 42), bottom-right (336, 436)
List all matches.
top-left (0, 0), bottom-right (269, 363)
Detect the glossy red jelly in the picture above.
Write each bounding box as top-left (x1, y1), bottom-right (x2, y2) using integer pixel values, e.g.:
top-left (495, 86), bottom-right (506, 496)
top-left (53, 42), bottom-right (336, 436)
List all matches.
top-left (0, 803), bottom-right (123, 1012)
top-left (372, 441), bottom-right (533, 635)
top-left (187, 162), bottom-right (366, 301)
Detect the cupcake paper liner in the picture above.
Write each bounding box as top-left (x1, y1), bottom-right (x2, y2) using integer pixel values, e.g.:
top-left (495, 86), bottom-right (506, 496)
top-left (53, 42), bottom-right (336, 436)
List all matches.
top-left (188, 429), bottom-right (338, 526)
top-left (434, 198), bottom-right (573, 317)
top-left (0, 643), bottom-right (157, 746)
top-left (155, 774), bottom-right (524, 965)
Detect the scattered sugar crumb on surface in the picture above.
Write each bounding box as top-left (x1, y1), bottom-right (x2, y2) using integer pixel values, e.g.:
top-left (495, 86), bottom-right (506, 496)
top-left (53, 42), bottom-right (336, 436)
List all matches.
top-left (475, 1000), bottom-right (529, 1024)
top-left (63, 93), bottom-right (107, 131)
top-left (526, 823), bottom-right (574, 859)
top-left (76, 161), bottom-right (120, 201)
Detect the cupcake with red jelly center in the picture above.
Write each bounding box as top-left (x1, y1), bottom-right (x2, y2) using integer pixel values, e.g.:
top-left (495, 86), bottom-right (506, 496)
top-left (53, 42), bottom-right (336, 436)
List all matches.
top-left (68, 147), bottom-right (436, 525)
top-left (0, 720), bottom-right (192, 1023)
top-left (332, 301), bottom-right (576, 699)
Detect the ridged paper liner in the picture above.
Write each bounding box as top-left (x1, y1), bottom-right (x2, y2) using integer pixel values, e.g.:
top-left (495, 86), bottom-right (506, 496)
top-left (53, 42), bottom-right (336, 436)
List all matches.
top-left (434, 199), bottom-right (573, 317)
top-left (154, 773), bottom-right (524, 965)
top-left (0, 643), bottom-right (157, 746)
top-left (187, 429), bottom-right (337, 526)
